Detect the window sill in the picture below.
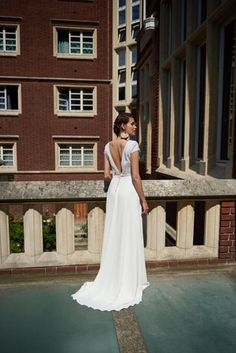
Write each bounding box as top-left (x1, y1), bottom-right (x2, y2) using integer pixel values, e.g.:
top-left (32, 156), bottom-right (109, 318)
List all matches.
top-left (56, 112), bottom-right (96, 118)
top-left (55, 53), bottom-right (96, 60)
top-left (0, 111), bottom-right (20, 116)
top-left (56, 167), bottom-right (97, 172)
top-left (0, 167), bottom-right (17, 173)
top-left (0, 52), bottom-right (19, 57)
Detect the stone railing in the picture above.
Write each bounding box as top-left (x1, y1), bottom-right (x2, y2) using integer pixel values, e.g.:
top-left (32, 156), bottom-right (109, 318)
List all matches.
top-left (0, 180), bottom-right (236, 269)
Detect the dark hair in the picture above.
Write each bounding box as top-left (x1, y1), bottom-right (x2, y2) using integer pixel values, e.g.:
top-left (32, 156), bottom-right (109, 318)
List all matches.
top-left (113, 112), bottom-right (134, 137)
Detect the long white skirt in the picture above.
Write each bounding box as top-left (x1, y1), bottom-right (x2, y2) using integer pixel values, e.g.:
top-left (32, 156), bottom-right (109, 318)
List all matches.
top-left (71, 175), bottom-right (149, 311)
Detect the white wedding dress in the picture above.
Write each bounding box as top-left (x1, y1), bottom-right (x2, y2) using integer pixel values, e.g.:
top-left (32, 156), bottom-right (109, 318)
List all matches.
top-left (72, 140), bottom-right (149, 311)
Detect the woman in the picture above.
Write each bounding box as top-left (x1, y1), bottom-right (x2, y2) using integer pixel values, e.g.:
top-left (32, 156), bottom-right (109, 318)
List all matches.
top-left (72, 112), bottom-right (149, 311)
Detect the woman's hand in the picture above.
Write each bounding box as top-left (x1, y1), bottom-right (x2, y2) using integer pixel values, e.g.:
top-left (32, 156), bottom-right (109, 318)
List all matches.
top-left (141, 200), bottom-right (149, 215)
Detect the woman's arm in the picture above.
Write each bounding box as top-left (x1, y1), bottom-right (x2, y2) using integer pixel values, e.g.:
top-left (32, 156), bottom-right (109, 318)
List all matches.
top-left (130, 151), bottom-right (149, 214)
top-left (104, 153), bottom-right (112, 180)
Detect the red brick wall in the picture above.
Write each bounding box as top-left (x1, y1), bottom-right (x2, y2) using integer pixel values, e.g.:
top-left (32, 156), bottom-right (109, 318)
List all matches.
top-left (219, 201), bottom-right (236, 260)
top-left (0, 0), bottom-right (112, 181)
top-left (0, 0), bottom-right (112, 80)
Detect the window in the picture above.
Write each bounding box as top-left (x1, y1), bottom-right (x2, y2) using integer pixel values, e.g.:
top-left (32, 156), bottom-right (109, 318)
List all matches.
top-left (131, 0), bottom-right (140, 40)
top-left (0, 85), bottom-right (21, 115)
top-left (56, 143), bottom-right (97, 171)
top-left (54, 27), bottom-right (96, 59)
top-left (195, 44), bottom-right (206, 160)
top-left (118, 70), bottom-right (126, 101)
top-left (118, 0), bottom-right (126, 43)
top-left (198, 0), bottom-right (207, 24)
top-left (0, 143), bottom-right (17, 171)
top-left (118, 48), bottom-right (126, 67)
top-left (55, 86), bottom-right (96, 117)
top-left (131, 22), bottom-right (140, 40)
top-left (131, 46), bottom-right (138, 99)
top-left (132, 1), bottom-right (140, 22)
top-left (181, 0), bottom-right (187, 42)
top-left (218, 20), bottom-right (236, 161)
top-left (118, 27), bottom-right (126, 42)
top-left (0, 25), bottom-right (19, 56)
top-left (131, 46), bottom-right (137, 64)
top-left (131, 67), bottom-right (137, 99)
top-left (162, 70), bottom-right (171, 163)
top-left (117, 49), bottom-right (126, 101)
top-left (118, 0), bottom-right (126, 26)
top-left (178, 60), bottom-right (186, 161)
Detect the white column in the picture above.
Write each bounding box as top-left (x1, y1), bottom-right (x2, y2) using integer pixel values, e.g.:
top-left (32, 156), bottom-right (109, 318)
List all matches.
top-left (56, 207), bottom-right (74, 255)
top-left (24, 207), bottom-right (43, 257)
top-left (88, 207), bottom-right (105, 254)
top-left (177, 201), bottom-right (194, 249)
top-left (147, 202), bottom-right (166, 253)
top-left (204, 201), bottom-right (220, 248)
top-left (0, 207), bottom-right (10, 263)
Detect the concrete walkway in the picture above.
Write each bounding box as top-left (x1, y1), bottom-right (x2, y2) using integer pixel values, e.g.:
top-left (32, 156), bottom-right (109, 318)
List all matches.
top-left (0, 265), bottom-right (236, 353)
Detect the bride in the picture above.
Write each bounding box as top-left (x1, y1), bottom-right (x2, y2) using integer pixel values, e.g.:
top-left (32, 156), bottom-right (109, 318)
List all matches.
top-left (72, 112), bottom-right (149, 311)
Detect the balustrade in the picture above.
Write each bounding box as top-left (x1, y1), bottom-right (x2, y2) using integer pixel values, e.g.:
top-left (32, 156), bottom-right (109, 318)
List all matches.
top-left (0, 179), bottom-right (235, 269)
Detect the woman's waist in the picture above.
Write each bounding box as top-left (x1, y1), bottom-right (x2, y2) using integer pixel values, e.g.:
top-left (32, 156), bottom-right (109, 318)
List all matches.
top-left (112, 173), bottom-right (131, 178)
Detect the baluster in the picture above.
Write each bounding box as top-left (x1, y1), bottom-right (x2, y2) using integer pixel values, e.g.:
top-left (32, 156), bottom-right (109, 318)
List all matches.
top-left (177, 201), bottom-right (194, 249)
top-left (204, 200), bottom-right (220, 249)
top-left (88, 207), bottom-right (105, 254)
top-left (0, 206), bottom-right (10, 263)
top-left (56, 206), bottom-right (74, 255)
top-left (24, 206), bottom-right (43, 258)
top-left (147, 202), bottom-right (166, 255)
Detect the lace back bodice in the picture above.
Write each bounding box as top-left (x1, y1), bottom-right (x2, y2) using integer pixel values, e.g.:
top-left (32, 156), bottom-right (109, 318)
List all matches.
top-left (104, 140), bottom-right (140, 176)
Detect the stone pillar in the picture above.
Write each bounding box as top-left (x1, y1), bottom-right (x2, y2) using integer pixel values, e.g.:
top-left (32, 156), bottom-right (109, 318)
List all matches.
top-left (177, 201), bottom-right (194, 249)
top-left (167, 58), bottom-right (178, 168)
top-left (24, 206), bottom-right (43, 257)
top-left (205, 200), bottom-right (220, 248)
top-left (147, 202), bottom-right (166, 253)
top-left (88, 207), bottom-right (105, 254)
top-left (0, 206), bottom-right (10, 263)
top-left (56, 207), bottom-right (74, 255)
top-left (180, 44), bottom-right (194, 172)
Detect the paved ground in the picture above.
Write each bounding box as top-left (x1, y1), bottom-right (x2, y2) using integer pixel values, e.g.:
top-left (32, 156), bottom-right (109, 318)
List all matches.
top-left (0, 265), bottom-right (236, 353)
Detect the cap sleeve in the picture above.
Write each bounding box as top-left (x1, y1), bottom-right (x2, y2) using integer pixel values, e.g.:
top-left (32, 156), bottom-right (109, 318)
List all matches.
top-left (130, 141), bottom-right (140, 154)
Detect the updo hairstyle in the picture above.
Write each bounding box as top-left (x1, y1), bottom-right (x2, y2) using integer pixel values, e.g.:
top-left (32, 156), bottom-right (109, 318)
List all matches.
top-left (113, 112), bottom-right (133, 137)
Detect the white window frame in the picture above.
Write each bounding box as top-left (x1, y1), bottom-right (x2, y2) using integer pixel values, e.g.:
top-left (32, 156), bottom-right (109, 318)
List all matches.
top-left (0, 83), bottom-right (22, 116)
top-left (0, 24), bottom-right (20, 56)
top-left (55, 141), bottom-right (97, 172)
top-left (0, 142), bottom-right (17, 172)
top-left (53, 26), bottom-right (97, 60)
top-left (117, 49), bottom-right (126, 102)
top-left (131, 66), bottom-right (137, 99)
top-left (118, 0), bottom-right (126, 28)
top-left (131, 0), bottom-right (140, 24)
top-left (130, 46), bottom-right (138, 100)
top-left (54, 85), bottom-right (97, 117)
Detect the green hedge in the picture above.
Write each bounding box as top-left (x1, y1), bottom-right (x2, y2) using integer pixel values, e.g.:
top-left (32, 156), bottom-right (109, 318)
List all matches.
top-left (9, 214), bottom-right (56, 253)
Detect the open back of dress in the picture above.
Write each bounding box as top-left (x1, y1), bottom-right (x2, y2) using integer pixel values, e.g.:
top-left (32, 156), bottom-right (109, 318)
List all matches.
top-left (71, 140), bottom-right (149, 311)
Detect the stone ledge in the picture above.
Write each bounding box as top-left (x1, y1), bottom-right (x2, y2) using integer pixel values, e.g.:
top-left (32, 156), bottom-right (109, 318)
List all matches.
top-left (0, 179), bottom-right (236, 202)
top-left (0, 259), bottom-right (235, 276)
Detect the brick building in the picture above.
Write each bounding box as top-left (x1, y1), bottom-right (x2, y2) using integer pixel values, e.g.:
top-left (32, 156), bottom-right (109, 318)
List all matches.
top-left (0, 0), bottom-right (112, 181)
